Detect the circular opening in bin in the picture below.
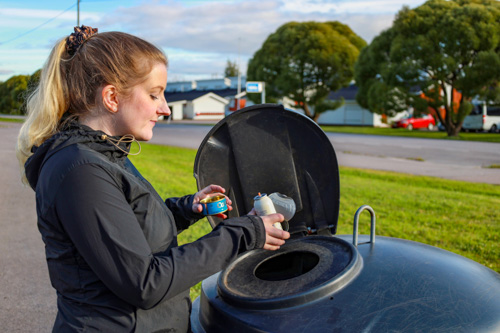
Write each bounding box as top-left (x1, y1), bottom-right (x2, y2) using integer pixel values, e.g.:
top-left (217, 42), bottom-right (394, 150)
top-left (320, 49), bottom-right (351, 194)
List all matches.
top-left (255, 251), bottom-right (319, 281)
top-left (217, 237), bottom-right (363, 309)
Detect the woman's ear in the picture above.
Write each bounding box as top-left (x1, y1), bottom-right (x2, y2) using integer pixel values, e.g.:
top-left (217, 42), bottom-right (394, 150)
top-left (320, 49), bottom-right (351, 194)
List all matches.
top-left (102, 85), bottom-right (119, 113)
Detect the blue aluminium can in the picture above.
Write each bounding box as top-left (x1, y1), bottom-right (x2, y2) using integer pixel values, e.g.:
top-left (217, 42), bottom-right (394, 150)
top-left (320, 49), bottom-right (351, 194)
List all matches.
top-left (200, 195), bottom-right (228, 215)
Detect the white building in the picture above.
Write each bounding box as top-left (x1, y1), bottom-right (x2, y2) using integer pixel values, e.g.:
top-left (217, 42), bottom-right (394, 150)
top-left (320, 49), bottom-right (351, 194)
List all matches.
top-left (319, 85), bottom-right (384, 126)
top-left (165, 89), bottom-right (235, 120)
top-left (164, 77), bottom-right (249, 120)
top-left (183, 92), bottom-right (229, 120)
top-left (282, 84), bottom-right (392, 127)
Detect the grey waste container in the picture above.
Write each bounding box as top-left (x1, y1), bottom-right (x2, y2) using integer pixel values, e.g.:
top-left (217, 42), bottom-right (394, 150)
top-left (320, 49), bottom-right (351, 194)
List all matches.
top-left (190, 104), bottom-right (500, 332)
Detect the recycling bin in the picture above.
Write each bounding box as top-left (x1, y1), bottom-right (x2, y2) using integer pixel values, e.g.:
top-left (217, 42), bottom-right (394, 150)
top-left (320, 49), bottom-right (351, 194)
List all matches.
top-left (190, 104), bottom-right (500, 332)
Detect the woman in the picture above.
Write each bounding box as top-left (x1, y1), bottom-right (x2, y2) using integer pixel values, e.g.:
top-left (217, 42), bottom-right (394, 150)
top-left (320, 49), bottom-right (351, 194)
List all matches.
top-left (16, 26), bottom-right (289, 332)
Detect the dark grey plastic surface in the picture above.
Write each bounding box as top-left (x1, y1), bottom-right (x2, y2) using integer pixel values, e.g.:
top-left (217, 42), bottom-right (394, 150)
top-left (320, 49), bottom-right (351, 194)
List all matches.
top-left (194, 104), bottom-right (340, 235)
top-left (192, 236), bottom-right (500, 332)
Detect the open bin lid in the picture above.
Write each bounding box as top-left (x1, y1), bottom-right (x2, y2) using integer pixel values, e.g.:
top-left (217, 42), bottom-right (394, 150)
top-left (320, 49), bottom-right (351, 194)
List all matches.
top-left (194, 104), bottom-right (340, 236)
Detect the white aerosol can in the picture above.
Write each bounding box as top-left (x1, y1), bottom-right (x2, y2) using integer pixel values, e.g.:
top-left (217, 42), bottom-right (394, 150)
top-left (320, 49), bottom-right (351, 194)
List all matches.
top-left (253, 193), bottom-right (283, 230)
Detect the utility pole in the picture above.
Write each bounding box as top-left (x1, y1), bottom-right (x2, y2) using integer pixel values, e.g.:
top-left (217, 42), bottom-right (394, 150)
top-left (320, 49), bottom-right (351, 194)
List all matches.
top-left (237, 37), bottom-right (241, 110)
top-left (77, 0), bottom-right (80, 26)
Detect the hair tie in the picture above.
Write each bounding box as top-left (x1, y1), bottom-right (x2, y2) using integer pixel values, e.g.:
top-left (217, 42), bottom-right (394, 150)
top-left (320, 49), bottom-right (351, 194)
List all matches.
top-left (65, 25), bottom-right (98, 56)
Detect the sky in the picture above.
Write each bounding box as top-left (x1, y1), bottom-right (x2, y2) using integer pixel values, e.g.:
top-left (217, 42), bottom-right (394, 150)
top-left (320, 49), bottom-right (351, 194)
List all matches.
top-left (0, 0), bottom-right (426, 83)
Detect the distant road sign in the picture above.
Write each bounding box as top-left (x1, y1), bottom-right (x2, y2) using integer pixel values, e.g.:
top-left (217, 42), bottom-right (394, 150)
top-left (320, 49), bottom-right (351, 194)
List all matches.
top-left (246, 81), bottom-right (263, 93)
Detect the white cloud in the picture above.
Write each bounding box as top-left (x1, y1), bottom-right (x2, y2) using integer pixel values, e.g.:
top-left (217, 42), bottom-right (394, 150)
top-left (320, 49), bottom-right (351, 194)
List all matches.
top-left (0, 0), bottom-right (426, 82)
top-left (281, 0), bottom-right (424, 14)
top-left (97, 1), bottom-right (284, 56)
top-left (0, 69), bottom-right (15, 75)
top-left (339, 13), bottom-right (396, 41)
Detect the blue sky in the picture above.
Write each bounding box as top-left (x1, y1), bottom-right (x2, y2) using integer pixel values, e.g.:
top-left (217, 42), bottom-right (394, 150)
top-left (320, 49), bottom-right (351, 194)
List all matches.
top-left (0, 0), bottom-right (426, 83)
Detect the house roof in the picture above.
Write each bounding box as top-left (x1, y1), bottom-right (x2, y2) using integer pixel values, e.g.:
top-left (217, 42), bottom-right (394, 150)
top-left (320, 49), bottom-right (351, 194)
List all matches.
top-left (168, 99), bottom-right (187, 105)
top-left (193, 92), bottom-right (229, 104)
top-left (165, 88), bottom-right (240, 103)
top-left (328, 84), bottom-right (358, 101)
top-left (164, 85), bottom-right (359, 103)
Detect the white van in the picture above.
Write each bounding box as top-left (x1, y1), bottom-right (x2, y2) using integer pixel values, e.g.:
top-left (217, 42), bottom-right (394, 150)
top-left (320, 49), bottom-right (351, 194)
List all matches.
top-left (462, 103), bottom-right (500, 132)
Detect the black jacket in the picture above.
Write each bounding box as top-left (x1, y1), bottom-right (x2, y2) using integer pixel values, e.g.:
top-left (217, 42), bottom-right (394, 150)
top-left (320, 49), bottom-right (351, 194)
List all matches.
top-left (25, 122), bottom-right (266, 332)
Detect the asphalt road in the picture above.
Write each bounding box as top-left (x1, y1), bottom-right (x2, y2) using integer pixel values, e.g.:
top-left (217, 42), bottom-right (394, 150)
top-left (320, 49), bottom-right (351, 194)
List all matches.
top-left (1, 119), bottom-right (498, 332)
top-left (0, 122), bottom-right (56, 332)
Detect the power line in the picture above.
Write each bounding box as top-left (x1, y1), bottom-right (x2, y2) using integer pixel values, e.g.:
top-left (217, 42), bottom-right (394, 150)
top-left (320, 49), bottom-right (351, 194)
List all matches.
top-left (0, 3), bottom-right (77, 46)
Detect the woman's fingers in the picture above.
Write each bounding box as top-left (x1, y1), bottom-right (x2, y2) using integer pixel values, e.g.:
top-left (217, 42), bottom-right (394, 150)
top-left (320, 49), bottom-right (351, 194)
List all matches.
top-left (265, 234), bottom-right (286, 245)
top-left (261, 213), bottom-right (290, 250)
top-left (195, 204), bottom-right (203, 213)
top-left (263, 243), bottom-right (282, 251)
top-left (199, 185), bottom-right (231, 205)
top-left (261, 213), bottom-right (284, 225)
top-left (263, 231), bottom-right (289, 250)
top-left (192, 185), bottom-right (232, 214)
top-left (202, 184), bottom-right (225, 195)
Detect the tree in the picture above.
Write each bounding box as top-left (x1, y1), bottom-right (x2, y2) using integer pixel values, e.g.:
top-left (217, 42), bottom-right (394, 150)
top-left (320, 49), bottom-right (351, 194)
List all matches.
top-left (224, 59), bottom-right (239, 77)
top-left (247, 21), bottom-right (366, 122)
top-left (354, 0), bottom-right (500, 136)
top-left (0, 70), bottom-right (40, 115)
top-left (0, 75), bottom-right (29, 114)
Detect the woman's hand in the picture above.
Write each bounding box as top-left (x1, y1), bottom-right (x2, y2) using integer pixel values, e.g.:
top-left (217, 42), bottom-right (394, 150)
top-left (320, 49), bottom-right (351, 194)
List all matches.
top-left (259, 213), bottom-right (290, 250)
top-left (192, 184), bottom-right (232, 219)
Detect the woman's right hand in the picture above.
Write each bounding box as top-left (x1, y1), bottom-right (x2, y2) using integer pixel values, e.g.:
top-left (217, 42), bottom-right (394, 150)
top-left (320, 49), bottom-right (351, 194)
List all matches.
top-left (260, 213), bottom-right (290, 250)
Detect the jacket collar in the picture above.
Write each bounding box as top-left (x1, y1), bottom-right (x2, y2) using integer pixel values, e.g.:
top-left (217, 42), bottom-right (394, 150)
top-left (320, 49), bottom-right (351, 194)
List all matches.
top-left (25, 120), bottom-right (132, 190)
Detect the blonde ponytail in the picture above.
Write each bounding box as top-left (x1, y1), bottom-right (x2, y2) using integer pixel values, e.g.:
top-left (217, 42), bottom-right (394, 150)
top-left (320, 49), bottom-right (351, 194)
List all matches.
top-left (16, 39), bottom-right (69, 184)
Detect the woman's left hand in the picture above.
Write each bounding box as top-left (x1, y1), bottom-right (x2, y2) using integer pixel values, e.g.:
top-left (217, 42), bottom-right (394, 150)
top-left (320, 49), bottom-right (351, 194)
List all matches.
top-left (192, 184), bottom-right (233, 219)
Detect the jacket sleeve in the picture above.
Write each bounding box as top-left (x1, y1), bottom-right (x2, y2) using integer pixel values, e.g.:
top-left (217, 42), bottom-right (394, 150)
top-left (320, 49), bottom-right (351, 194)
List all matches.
top-left (54, 163), bottom-right (266, 310)
top-left (164, 195), bottom-right (205, 232)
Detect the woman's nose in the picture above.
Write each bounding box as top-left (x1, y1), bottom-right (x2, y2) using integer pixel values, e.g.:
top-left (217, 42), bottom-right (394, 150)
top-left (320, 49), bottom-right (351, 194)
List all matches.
top-left (158, 98), bottom-right (171, 116)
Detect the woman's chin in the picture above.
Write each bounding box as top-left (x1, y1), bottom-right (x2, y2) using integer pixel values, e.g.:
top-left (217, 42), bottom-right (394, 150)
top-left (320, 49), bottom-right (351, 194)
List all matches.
top-left (139, 135), bottom-right (152, 142)
top-left (136, 129), bottom-right (154, 142)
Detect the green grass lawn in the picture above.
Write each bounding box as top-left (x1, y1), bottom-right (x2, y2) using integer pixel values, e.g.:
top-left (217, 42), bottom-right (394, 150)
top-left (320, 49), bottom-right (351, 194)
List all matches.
top-left (320, 125), bottom-right (500, 143)
top-left (0, 117), bottom-right (24, 123)
top-left (130, 143), bottom-right (500, 300)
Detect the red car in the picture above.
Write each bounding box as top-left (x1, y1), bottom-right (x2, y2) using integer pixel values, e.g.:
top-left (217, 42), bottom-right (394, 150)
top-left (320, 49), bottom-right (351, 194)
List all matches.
top-left (392, 114), bottom-right (436, 130)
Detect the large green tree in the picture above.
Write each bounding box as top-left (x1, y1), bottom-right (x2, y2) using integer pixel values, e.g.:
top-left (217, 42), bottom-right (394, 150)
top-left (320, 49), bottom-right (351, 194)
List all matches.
top-left (247, 21), bottom-right (366, 122)
top-left (355, 0), bottom-right (500, 136)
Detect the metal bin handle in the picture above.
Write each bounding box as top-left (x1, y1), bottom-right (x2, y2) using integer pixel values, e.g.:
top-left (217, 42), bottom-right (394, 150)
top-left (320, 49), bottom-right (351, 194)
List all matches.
top-left (353, 205), bottom-right (376, 247)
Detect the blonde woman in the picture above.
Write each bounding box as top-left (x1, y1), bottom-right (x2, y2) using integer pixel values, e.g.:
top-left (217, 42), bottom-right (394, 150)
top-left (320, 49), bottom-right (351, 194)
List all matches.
top-left (16, 26), bottom-right (289, 332)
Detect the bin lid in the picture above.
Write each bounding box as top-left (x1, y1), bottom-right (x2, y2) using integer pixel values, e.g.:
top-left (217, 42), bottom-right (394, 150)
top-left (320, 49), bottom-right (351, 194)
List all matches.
top-left (194, 104), bottom-right (340, 236)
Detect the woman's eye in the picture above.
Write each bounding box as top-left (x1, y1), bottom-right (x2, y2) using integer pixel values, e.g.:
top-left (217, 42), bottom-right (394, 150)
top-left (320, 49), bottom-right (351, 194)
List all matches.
top-left (150, 95), bottom-right (159, 101)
